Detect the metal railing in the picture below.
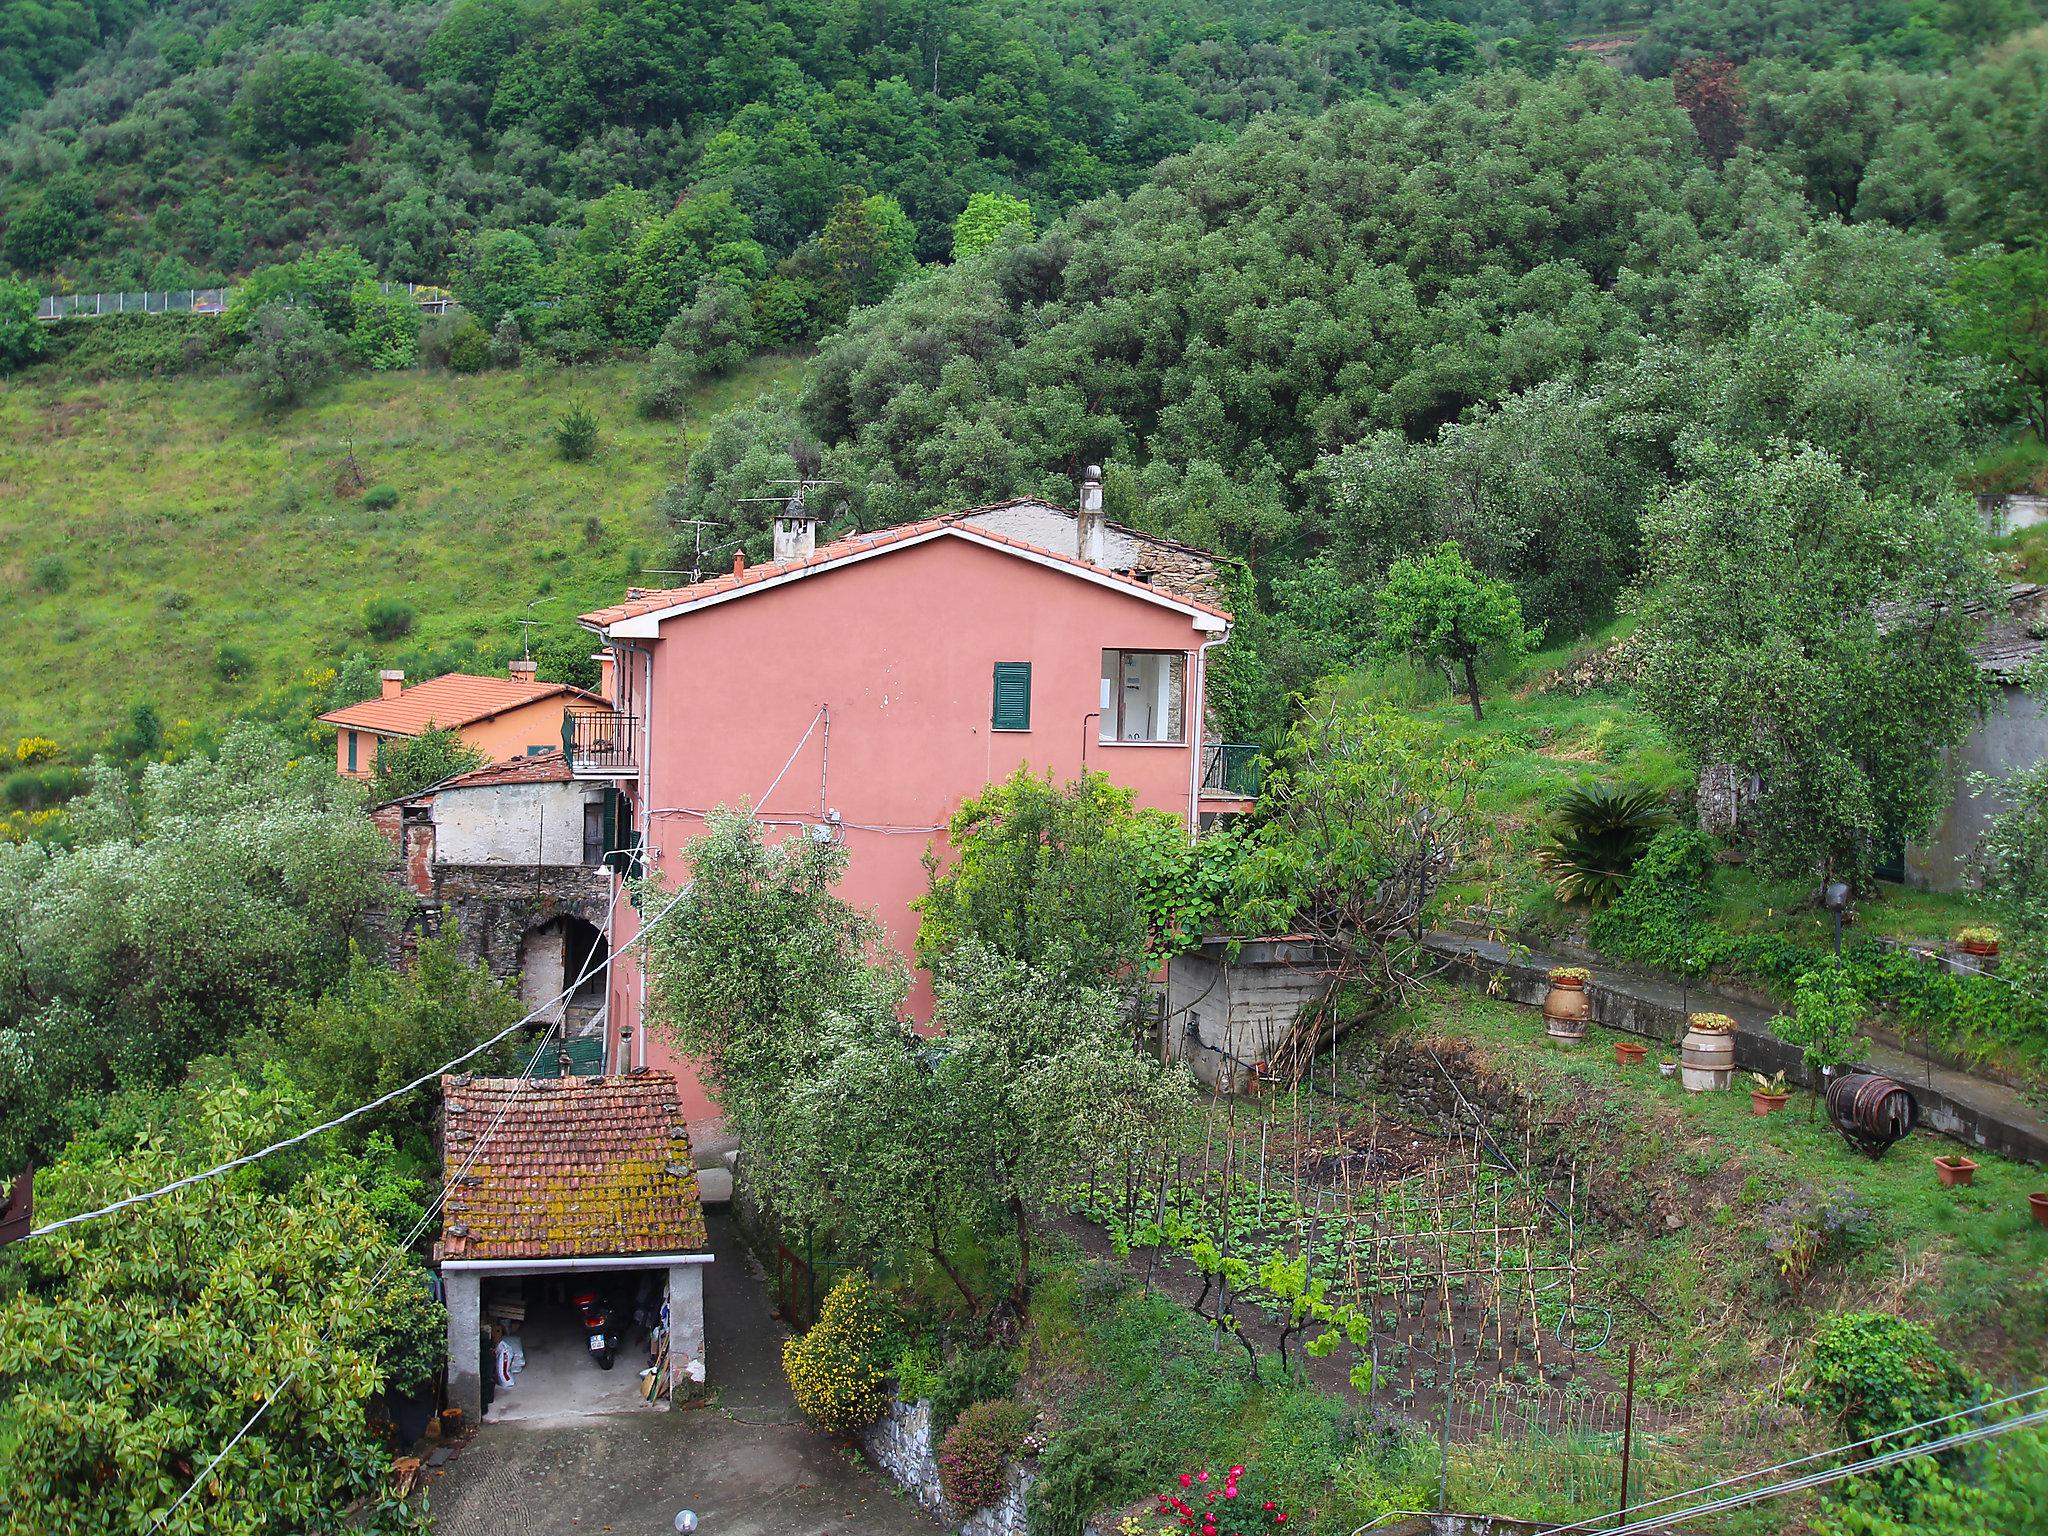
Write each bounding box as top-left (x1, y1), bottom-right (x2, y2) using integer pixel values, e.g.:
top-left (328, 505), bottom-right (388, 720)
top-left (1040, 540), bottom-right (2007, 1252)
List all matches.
top-left (1200, 742), bottom-right (1263, 798)
top-left (36, 281), bottom-right (453, 321)
top-left (562, 709), bottom-right (638, 776)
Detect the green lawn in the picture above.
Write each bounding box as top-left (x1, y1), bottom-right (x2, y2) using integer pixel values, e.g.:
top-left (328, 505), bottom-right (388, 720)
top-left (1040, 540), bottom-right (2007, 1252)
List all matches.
top-left (0, 353), bottom-right (802, 745)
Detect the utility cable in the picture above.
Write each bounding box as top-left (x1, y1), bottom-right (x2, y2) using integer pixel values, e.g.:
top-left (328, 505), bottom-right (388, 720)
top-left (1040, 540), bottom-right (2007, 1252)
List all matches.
top-left (1531, 1380), bottom-right (2048, 1536)
top-left (25, 876), bottom-right (637, 1241)
top-left (147, 1010), bottom-right (572, 1533)
top-left (1565, 1402), bottom-right (2048, 1536)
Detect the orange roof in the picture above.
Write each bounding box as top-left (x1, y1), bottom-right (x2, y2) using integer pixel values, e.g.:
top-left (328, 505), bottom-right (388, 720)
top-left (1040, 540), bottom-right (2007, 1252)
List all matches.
top-left (318, 673), bottom-right (599, 737)
top-left (578, 518), bottom-right (1233, 632)
top-left (437, 1073), bottom-right (708, 1262)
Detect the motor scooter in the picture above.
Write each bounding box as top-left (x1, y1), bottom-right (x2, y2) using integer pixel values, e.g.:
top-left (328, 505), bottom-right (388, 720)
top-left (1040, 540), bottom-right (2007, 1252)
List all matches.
top-left (572, 1288), bottom-right (618, 1370)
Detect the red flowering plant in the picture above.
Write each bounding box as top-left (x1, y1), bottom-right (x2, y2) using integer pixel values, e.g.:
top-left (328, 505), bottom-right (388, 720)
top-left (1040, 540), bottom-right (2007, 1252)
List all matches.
top-left (1138, 1466), bottom-right (1290, 1534)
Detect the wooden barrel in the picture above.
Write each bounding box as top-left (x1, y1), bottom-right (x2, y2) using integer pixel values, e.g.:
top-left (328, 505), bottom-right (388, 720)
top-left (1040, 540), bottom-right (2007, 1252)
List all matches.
top-left (1827, 1072), bottom-right (1917, 1157)
top-left (1680, 1026), bottom-right (1735, 1091)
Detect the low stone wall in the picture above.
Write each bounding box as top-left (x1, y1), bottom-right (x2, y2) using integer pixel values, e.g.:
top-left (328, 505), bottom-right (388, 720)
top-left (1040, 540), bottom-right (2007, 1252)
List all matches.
top-left (1424, 932), bottom-right (2048, 1165)
top-left (859, 1397), bottom-right (1033, 1536)
top-left (1165, 939), bottom-right (1338, 1091)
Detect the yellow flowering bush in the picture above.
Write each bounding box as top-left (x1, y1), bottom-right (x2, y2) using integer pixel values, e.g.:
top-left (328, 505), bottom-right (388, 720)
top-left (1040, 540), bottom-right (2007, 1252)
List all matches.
top-left (14, 736), bottom-right (58, 765)
top-left (782, 1273), bottom-right (892, 1432)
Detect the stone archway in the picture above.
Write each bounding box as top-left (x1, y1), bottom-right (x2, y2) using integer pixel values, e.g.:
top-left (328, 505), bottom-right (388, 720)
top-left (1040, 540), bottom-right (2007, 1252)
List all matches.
top-left (519, 914), bottom-right (606, 1027)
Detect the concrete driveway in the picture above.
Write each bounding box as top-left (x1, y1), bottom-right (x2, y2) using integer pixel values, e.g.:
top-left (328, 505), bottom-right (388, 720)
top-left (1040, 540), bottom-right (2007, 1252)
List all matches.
top-left (429, 1215), bottom-right (932, 1536)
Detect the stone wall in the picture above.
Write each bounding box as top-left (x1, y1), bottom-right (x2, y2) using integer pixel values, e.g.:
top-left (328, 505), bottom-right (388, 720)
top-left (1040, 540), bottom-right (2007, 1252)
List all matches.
top-left (859, 1397), bottom-right (1033, 1536)
top-left (417, 861), bottom-right (611, 981)
top-left (1165, 939), bottom-right (1337, 1090)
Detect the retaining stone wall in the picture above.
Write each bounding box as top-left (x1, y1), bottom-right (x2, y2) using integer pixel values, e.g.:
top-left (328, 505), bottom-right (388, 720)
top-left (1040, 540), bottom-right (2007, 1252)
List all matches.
top-left (859, 1397), bottom-right (1033, 1536)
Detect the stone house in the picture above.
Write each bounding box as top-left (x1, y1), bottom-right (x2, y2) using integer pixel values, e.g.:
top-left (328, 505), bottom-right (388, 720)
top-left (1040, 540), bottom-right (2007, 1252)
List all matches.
top-left (1906, 583), bottom-right (2048, 891)
top-left (372, 751), bottom-right (621, 1048)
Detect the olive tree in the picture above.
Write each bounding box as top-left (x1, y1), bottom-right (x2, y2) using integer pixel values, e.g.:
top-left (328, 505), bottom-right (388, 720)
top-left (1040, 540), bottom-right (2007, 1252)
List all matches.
top-left (1635, 444), bottom-right (1993, 885)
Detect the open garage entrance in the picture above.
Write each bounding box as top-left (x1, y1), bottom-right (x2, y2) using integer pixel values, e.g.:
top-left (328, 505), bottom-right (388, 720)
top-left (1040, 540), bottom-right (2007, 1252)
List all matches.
top-left (478, 1265), bottom-right (692, 1423)
top-left (436, 1072), bottom-right (712, 1425)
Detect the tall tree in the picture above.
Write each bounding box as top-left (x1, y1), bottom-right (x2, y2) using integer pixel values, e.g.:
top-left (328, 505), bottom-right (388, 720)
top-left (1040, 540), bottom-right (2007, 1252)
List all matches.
top-left (1635, 443), bottom-right (1993, 885)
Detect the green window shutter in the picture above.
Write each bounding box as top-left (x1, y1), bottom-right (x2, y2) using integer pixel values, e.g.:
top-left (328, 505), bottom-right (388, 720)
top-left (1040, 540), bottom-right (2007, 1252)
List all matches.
top-left (991, 662), bottom-right (1031, 731)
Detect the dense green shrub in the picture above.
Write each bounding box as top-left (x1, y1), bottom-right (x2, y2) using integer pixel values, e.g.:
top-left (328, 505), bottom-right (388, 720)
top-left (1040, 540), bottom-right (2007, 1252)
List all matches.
top-left (420, 310), bottom-right (487, 372)
top-left (230, 52), bottom-right (371, 156)
top-left (488, 316), bottom-right (522, 369)
top-left (363, 597), bottom-right (414, 641)
top-left (29, 554), bottom-right (67, 592)
top-left (344, 284), bottom-right (421, 371)
top-left (213, 643), bottom-right (254, 680)
top-left (33, 313), bottom-right (229, 379)
top-left (362, 484), bottom-right (400, 510)
top-left (1534, 783), bottom-right (1672, 909)
top-left (931, 1345), bottom-right (1020, 1436)
top-left (1801, 1313), bottom-right (1972, 1512)
top-left (937, 1398), bottom-right (1035, 1512)
top-left (237, 304), bottom-right (339, 410)
top-left (0, 278), bottom-right (42, 373)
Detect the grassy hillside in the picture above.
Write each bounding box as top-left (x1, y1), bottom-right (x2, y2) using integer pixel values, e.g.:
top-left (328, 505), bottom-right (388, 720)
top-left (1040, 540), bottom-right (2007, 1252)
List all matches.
top-left (0, 352), bottom-right (800, 744)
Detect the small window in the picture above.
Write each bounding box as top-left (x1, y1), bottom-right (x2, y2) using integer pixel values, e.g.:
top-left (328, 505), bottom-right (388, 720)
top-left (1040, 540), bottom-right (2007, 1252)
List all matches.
top-left (991, 661), bottom-right (1032, 731)
top-left (346, 730), bottom-right (358, 773)
top-left (1101, 650), bottom-right (1186, 743)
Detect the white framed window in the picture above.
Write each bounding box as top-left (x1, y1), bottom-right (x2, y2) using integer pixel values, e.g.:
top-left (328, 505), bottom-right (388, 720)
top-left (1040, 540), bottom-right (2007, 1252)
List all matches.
top-left (1100, 650), bottom-right (1186, 744)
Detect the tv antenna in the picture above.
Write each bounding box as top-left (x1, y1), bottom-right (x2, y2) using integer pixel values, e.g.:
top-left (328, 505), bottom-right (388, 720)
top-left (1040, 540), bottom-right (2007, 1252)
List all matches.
top-left (671, 519), bottom-right (723, 583)
top-left (518, 596), bottom-right (555, 660)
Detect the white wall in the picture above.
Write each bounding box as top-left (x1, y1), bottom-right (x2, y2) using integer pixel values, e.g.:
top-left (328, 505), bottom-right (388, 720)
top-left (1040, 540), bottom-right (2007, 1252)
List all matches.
top-left (434, 781), bottom-right (601, 866)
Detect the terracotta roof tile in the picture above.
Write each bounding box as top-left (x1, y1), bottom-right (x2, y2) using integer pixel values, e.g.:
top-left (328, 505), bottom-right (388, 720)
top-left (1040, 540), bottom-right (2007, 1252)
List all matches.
top-left (438, 1073), bottom-right (708, 1261)
top-left (318, 673), bottom-right (601, 736)
top-left (577, 518), bottom-right (1232, 631)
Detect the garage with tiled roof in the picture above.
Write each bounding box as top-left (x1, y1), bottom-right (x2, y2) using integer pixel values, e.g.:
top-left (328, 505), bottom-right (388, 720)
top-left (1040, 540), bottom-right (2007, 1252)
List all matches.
top-left (436, 1071), bottom-right (712, 1425)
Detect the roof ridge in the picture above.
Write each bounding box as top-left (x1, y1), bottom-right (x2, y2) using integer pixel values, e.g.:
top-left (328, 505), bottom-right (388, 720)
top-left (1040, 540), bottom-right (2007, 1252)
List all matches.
top-left (578, 518), bottom-right (1231, 631)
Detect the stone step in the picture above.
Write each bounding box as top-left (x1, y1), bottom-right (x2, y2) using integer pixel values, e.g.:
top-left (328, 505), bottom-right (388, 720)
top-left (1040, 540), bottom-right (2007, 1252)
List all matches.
top-left (696, 1166), bottom-right (734, 1208)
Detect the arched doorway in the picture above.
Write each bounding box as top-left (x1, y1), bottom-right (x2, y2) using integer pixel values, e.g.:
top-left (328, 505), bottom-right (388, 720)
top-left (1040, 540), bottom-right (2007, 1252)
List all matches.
top-left (519, 915), bottom-right (606, 1028)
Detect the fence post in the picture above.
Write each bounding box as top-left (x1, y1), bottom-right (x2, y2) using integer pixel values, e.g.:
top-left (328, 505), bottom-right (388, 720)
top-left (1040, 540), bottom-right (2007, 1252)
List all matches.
top-left (1616, 1342), bottom-right (1637, 1529)
top-left (1437, 1336), bottom-right (1454, 1512)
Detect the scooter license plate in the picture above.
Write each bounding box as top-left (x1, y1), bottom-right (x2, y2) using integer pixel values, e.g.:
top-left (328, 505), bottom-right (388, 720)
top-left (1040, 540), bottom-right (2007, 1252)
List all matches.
top-left (589, 1334), bottom-right (607, 1353)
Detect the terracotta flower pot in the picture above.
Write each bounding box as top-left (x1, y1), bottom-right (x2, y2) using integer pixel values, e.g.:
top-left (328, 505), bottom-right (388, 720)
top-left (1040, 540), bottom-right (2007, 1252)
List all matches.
top-left (1614, 1041), bottom-right (1647, 1066)
top-left (1961, 939), bottom-right (1999, 958)
top-left (1543, 977), bottom-right (1591, 1043)
top-left (2030, 1192), bottom-right (2048, 1228)
top-left (1750, 1090), bottom-right (1789, 1115)
top-left (1935, 1154), bottom-right (1979, 1188)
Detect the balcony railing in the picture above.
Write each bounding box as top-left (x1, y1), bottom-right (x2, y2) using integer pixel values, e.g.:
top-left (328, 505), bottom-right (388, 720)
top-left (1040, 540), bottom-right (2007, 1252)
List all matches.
top-left (1200, 743), bottom-right (1263, 799)
top-left (563, 709), bottom-right (638, 776)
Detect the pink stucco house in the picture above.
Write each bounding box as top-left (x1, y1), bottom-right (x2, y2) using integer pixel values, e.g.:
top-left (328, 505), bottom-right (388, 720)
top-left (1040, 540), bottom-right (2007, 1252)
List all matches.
top-left (574, 474), bottom-right (1254, 1120)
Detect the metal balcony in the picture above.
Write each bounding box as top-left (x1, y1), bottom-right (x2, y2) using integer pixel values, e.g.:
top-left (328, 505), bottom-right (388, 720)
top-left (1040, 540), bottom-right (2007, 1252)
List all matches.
top-left (563, 709), bottom-right (639, 777)
top-left (1200, 743), bottom-right (1263, 799)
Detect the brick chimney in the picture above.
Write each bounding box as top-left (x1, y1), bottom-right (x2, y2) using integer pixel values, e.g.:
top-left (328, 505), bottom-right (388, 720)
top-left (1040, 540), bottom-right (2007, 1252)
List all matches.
top-left (379, 669), bottom-right (405, 700)
top-left (1077, 465), bottom-right (1106, 565)
top-left (509, 658), bottom-right (538, 683)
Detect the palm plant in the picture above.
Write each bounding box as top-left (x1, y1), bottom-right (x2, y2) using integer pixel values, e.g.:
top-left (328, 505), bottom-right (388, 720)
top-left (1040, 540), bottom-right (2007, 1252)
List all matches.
top-left (1534, 782), bottom-right (1672, 908)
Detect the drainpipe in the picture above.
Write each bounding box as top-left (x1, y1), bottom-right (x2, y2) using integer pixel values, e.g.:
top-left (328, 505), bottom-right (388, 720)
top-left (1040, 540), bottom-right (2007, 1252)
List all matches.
top-left (635, 642), bottom-right (652, 1071)
top-left (1186, 630), bottom-right (1227, 841)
